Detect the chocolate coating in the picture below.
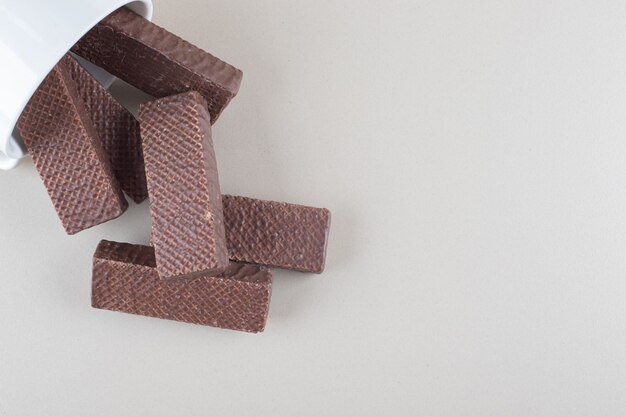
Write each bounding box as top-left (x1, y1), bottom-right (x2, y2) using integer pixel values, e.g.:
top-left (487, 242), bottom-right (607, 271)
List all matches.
top-left (66, 54), bottom-right (148, 204)
top-left (140, 91), bottom-right (228, 279)
top-left (17, 56), bottom-right (128, 235)
top-left (92, 240), bottom-right (273, 333)
top-left (72, 7), bottom-right (243, 123)
top-left (223, 195), bottom-right (331, 273)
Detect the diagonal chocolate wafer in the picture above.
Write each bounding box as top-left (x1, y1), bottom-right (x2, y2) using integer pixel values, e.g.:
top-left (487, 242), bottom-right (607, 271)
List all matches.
top-left (140, 91), bottom-right (228, 279)
top-left (17, 56), bottom-right (128, 235)
top-left (92, 240), bottom-right (272, 333)
top-left (223, 195), bottom-right (331, 273)
top-left (72, 7), bottom-right (243, 123)
top-left (65, 54), bottom-right (148, 204)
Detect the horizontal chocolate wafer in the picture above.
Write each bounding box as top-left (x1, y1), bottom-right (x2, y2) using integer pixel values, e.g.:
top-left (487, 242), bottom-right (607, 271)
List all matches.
top-left (140, 91), bottom-right (228, 279)
top-left (223, 195), bottom-right (331, 273)
top-left (17, 56), bottom-right (128, 235)
top-left (66, 54), bottom-right (148, 204)
top-left (92, 240), bottom-right (272, 333)
top-left (72, 7), bottom-right (243, 123)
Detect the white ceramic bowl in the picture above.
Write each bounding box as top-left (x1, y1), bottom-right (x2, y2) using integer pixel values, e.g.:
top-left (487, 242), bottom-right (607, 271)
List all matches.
top-left (0, 0), bottom-right (153, 170)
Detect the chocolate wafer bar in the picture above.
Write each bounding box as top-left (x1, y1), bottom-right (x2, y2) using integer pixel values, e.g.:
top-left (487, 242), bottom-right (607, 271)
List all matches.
top-left (140, 91), bottom-right (228, 279)
top-left (72, 7), bottom-right (243, 123)
top-left (66, 54), bottom-right (148, 204)
top-left (223, 195), bottom-right (331, 273)
top-left (92, 240), bottom-right (272, 333)
top-left (17, 56), bottom-right (128, 235)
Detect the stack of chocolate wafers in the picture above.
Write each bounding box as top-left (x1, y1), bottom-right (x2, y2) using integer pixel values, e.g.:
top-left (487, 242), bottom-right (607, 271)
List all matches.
top-left (17, 8), bottom-right (331, 333)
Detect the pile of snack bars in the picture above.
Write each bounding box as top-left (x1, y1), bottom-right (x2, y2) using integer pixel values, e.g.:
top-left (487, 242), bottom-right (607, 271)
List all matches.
top-left (17, 8), bottom-right (331, 333)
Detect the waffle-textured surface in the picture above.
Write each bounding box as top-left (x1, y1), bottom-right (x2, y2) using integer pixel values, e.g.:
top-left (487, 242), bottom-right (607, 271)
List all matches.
top-left (66, 54), bottom-right (148, 204)
top-left (223, 195), bottom-right (331, 273)
top-left (92, 240), bottom-right (273, 333)
top-left (140, 91), bottom-right (228, 279)
top-left (17, 57), bottom-right (128, 235)
top-left (72, 7), bottom-right (243, 123)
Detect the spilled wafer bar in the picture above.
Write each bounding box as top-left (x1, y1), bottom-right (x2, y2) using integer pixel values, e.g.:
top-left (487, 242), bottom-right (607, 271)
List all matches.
top-left (223, 195), bottom-right (331, 273)
top-left (140, 91), bottom-right (228, 279)
top-left (66, 54), bottom-right (148, 204)
top-left (92, 240), bottom-right (272, 333)
top-left (72, 7), bottom-right (243, 123)
top-left (17, 56), bottom-right (128, 235)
